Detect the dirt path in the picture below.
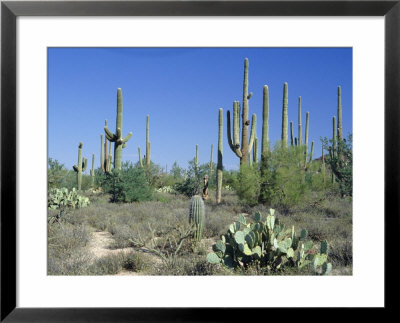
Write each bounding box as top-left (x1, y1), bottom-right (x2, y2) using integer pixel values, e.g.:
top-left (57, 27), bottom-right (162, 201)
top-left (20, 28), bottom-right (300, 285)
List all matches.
top-left (87, 230), bottom-right (163, 275)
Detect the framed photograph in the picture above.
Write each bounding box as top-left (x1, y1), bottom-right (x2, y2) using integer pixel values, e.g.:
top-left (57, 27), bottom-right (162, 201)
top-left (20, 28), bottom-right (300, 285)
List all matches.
top-left (1, 0), bottom-right (398, 321)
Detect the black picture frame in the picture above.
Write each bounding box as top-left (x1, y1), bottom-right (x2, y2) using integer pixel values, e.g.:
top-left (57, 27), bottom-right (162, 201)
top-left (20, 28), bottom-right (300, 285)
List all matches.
top-left (1, 0), bottom-right (398, 321)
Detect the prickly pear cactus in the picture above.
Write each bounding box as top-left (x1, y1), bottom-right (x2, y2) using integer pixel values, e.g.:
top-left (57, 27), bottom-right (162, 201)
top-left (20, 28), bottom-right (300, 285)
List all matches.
top-left (206, 209), bottom-right (332, 274)
top-left (48, 187), bottom-right (90, 209)
top-left (189, 195), bottom-right (205, 242)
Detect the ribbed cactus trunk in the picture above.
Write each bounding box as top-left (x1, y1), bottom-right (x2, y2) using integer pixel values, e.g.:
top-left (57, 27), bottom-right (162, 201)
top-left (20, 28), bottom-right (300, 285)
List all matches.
top-left (138, 147), bottom-right (143, 167)
top-left (100, 135), bottom-right (104, 172)
top-left (227, 58), bottom-right (256, 166)
top-left (216, 108), bottom-right (223, 204)
top-left (90, 154), bottom-right (95, 186)
top-left (146, 115), bottom-right (150, 167)
top-left (290, 121), bottom-right (294, 146)
top-left (261, 85), bottom-right (269, 158)
top-left (72, 142), bottom-right (87, 191)
top-left (104, 88), bottom-right (132, 171)
top-left (253, 137), bottom-right (258, 163)
top-left (104, 132), bottom-right (108, 171)
top-left (337, 86), bottom-right (343, 141)
top-left (281, 82), bottom-right (288, 148)
top-left (309, 141), bottom-right (314, 163)
top-left (298, 97), bottom-right (303, 146)
top-left (189, 195), bottom-right (205, 242)
top-left (332, 116), bottom-right (337, 183)
top-left (304, 111), bottom-right (309, 165)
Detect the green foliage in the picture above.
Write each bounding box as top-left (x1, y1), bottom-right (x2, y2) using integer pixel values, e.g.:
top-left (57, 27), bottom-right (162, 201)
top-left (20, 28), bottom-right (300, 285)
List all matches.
top-left (207, 209), bottom-right (332, 274)
top-left (323, 134), bottom-right (352, 197)
top-left (48, 187), bottom-right (90, 210)
top-left (48, 158), bottom-right (68, 189)
top-left (99, 162), bottom-right (153, 203)
top-left (233, 164), bottom-right (260, 206)
top-left (174, 158), bottom-right (205, 197)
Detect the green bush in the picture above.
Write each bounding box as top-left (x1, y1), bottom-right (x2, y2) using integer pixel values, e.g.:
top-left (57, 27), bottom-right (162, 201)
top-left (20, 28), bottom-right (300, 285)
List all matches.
top-left (233, 164), bottom-right (260, 206)
top-left (99, 162), bottom-right (153, 203)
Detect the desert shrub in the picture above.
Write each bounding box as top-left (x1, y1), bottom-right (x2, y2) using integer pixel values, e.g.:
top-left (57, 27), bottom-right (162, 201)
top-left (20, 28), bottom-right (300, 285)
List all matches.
top-left (232, 164), bottom-right (260, 206)
top-left (174, 158), bottom-right (203, 197)
top-left (99, 162), bottom-right (153, 203)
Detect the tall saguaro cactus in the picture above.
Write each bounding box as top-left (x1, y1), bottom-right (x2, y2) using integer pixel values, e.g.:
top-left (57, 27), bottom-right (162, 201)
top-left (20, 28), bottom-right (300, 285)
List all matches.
top-left (146, 115), bottom-right (151, 167)
top-left (90, 154), bottom-right (95, 185)
top-left (227, 58), bottom-right (256, 165)
top-left (281, 82), bottom-right (288, 148)
top-left (298, 97), bottom-right (303, 146)
top-left (337, 86), bottom-right (343, 141)
top-left (309, 141), bottom-right (314, 163)
top-left (261, 85), bottom-right (269, 157)
top-left (290, 121), bottom-right (294, 146)
top-left (195, 144), bottom-right (199, 174)
top-left (138, 147), bottom-right (143, 167)
top-left (216, 108), bottom-right (223, 204)
top-left (100, 135), bottom-right (104, 172)
top-left (104, 88), bottom-right (133, 170)
top-left (72, 142), bottom-right (87, 191)
top-left (253, 137), bottom-right (258, 163)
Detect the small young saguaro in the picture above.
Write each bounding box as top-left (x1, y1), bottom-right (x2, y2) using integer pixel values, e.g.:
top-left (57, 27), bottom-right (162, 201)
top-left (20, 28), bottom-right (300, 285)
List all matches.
top-left (104, 88), bottom-right (132, 170)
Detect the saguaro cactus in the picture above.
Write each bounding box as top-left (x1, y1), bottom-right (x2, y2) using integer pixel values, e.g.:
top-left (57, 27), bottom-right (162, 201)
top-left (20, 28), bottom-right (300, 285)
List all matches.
top-left (216, 108), bottom-right (223, 204)
top-left (104, 88), bottom-right (132, 170)
top-left (305, 112), bottom-right (310, 151)
top-left (281, 82), bottom-right (288, 148)
top-left (146, 115), bottom-right (151, 167)
top-left (290, 121), bottom-right (294, 146)
top-left (90, 154), bottom-right (95, 185)
top-left (227, 58), bottom-right (257, 165)
top-left (72, 142), bottom-right (87, 191)
top-left (337, 86), bottom-right (343, 141)
top-left (298, 97), bottom-right (303, 146)
top-left (189, 195), bottom-right (205, 242)
top-left (138, 147), bottom-right (143, 167)
top-left (261, 85), bottom-right (269, 157)
top-left (309, 141), bottom-right (314, 163)
top-left (100, 135), bottom-right (104, 172)
top-left (253, 137), bottom-right (258, 163)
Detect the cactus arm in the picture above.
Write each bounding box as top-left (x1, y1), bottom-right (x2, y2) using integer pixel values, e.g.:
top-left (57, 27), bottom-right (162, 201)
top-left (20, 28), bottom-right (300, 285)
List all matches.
top-left (227, 107), bottom-right (242, 158)
top-left (241, 58), bottom-right (250, 162)
top-left (305, 112), bottom-right (309, 149)
top-left (247, 114), bottom-right (257, 154)
top-left (122, 132), bottom-right (132, 143)
top-left (253, 137), bottom-right (258, 163)
top-left (82, 158), bottom-right (88, 172)
top-left (104, 123), bottom-right (115, 142)
top-left (233, 101), bottom-right (242, 153)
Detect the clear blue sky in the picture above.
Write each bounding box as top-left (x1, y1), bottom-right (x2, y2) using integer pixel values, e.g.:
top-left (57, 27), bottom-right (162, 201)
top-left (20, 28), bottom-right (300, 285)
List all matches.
top-left (48, 47), bottom-right (352, 172)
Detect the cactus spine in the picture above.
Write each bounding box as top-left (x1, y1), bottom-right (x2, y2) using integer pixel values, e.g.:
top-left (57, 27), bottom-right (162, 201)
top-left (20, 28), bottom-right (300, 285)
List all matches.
top-left (72, 142), bottom-right (87, 190)
top-left (337, 86), bottom-right (343, 141)
top-left (261, 85), bottom-right (269, 157)
top-left (216, 108), bottom-right (223, 204)
top-left (104, 88), bottom-right (132, 170)
top-left (146, 115), bottom-right (151, 167)
top-left (298, 97), bottom-right (303, 146)
top-left (189, 195), bottom-right (205, 242)
top-left (281, 82), bottom-right (288, 148)
top-left (227, 58), bottom-right (256, 165)
top-left (90, 154), bottom-right (95, 185)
